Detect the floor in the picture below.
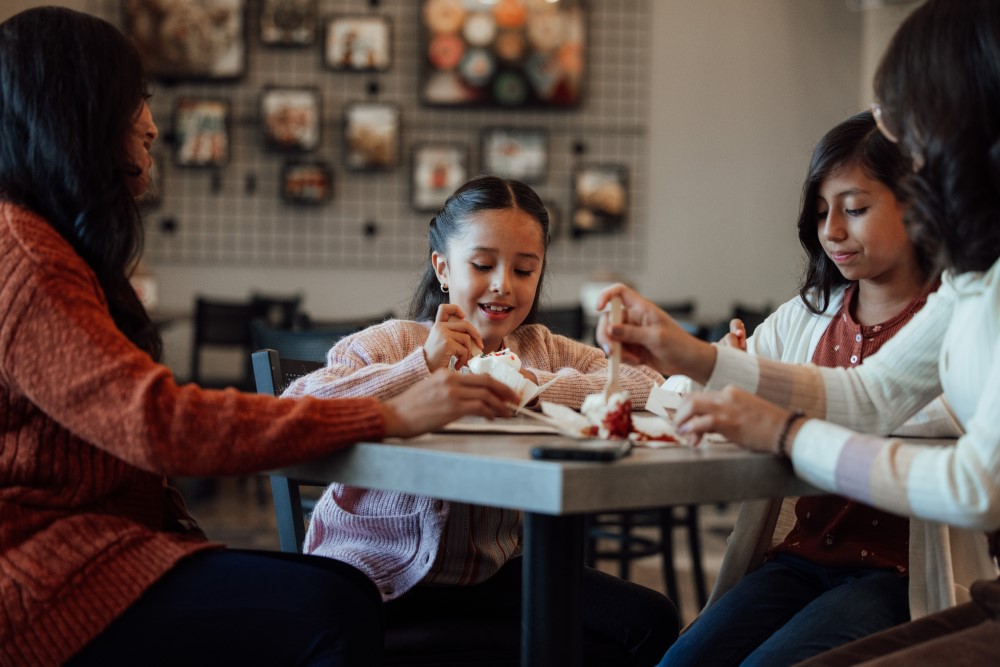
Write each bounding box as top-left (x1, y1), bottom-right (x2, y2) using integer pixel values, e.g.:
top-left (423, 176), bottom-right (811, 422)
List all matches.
top-left (186, 476), bottom-right (739, 627)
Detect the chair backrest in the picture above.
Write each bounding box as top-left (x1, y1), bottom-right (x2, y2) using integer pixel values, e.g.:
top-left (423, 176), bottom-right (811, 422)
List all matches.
top-left (250, 292), bottom-right (302, 329)
top-left (536, 304), bottom-right (585, 340)
top-left (251, 348), bottom-right (325, 397)
top-left (190, 297), bottom-right (262, 389)
top-left (706, 302), bottom-right (774, 343)
top-left (251, 348), bottom-right (326, 553)
top-left (657, 300), bottom-right (696, 318)
top-left (250, 319), bottom-right (355, 365)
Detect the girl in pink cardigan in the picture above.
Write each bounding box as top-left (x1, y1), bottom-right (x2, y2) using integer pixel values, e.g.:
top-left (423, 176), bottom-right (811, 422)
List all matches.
top-left (285, 175), bottom-right (678, 665)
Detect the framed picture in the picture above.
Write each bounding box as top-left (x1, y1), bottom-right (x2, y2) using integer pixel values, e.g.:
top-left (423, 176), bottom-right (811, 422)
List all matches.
top-left (411, 143), bottom-right (469, 212)
top-left (260, 0), bottom-right (317, 46)
top-left (260, 87), bottom-right (321, 152)
top-left (173, 98), bottom-right (231, 168)
top-left (480, 127), bottom-right (548, 184)
top-left (571, 164), bottom-right (628, 234)
top-left (343, 102), bottom-right (400, 171)
top-left (124, 0), bottom-right (247, 80)
top-left (325, 15), bottom-right (392, 71)
top-left (281, 160), bottom-right (333, 204)
top-left (419, 0), bottom-right (586, 108)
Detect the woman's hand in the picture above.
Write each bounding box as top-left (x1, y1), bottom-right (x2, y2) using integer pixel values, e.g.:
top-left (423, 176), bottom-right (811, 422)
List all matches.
top-left (673, 385), bottom-right (799, 454)
top-left (423, 304), bottom-right (484, 371)
top-left (717, 318), bottom-right (747, 351)
top-left (594, 283), bottom-right (717, 382)
top-left (381, 369), bottom-right (518, 438)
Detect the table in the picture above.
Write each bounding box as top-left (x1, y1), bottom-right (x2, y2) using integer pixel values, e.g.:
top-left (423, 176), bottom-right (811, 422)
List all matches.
top-left (276, 422), bottom-right (822, 666)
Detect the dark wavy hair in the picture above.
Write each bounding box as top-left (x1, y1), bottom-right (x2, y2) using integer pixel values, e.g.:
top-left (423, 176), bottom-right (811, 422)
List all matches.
top-left (796, 110), bottom-right (924, 314)
top-left (408, 175), bottom-right (550, 322)
top-left (874, 0), bottom-right (1000, 275)
top-left (0, 7), bottom-right (161, 360)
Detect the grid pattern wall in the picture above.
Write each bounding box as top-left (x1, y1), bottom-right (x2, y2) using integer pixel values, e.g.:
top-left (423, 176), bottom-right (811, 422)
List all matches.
top-left (86, 0), bottom-right (651, 272)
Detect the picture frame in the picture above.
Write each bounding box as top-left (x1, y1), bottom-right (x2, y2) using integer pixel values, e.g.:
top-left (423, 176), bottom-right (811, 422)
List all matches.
top-left (480, 127), bottom-right (548, 184)
top-left (172, 98), bottom-right (231, 168)
top-left (124, 0), bottom-right (247, 81)
top-left (343, 102), bottom-right (400, 171)
top-left (324, 15), bottom-right (392, 71)
top-left (281, 160), bottom-right (333, 205)
top-left (260, 0), bottom-right (317, 46)
top-left (571, 164), bottom-right (628, 235)
top-left (260, 86), bottom-right (322, 152)
top-left (418, 0), bottom-right (587, 108)
top-left (411, 143), bottom-right (469, 212)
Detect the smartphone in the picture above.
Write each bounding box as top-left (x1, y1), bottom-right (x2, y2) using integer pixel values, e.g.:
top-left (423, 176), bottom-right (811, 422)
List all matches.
top-left (530, 439), bottom-right (632, 462)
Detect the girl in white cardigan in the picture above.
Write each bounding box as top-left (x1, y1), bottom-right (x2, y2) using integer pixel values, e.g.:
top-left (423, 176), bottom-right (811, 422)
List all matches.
top-left (286, 176), bottom-right (677, 666)
top-left (596, 3), bottom-right (1000, 664)
top-left (659, 112), bottom-right (996, 667)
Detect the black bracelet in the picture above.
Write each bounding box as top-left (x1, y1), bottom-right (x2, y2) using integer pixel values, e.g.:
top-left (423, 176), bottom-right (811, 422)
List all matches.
top-left (777, 410), bottom-right (806, 457)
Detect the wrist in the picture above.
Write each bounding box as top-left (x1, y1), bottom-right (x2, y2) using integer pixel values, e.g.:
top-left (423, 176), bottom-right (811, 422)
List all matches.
top-left (776, 410), bottom-right (806, 458)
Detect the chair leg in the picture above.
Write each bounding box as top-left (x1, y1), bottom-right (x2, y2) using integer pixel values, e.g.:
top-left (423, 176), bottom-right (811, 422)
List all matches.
top-left (657, 508), bottom-right (681, 615)
top-left (618, 512), bottom-right (633, 581)
top-left (583, 513), bottom-right (597, 568)
top-left (685, 504), bottom-right (709, 608)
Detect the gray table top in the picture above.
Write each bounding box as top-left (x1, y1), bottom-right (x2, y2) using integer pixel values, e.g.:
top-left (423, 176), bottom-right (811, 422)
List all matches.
top-left (276, 417), bottom-right (823, 515)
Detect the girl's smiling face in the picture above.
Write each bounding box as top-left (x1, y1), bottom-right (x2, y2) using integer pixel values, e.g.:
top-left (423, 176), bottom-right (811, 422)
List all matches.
top-left (432, 208), bottom-right (545, 352)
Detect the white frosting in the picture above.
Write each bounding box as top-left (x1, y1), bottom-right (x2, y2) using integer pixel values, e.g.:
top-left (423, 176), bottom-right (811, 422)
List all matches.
top-left (467, 349), bottom-right (535, 405)
top-left (581, 391), bottom-right (630, 439)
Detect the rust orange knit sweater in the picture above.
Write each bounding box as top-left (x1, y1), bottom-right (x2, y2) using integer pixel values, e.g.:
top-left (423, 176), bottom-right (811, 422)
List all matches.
top-left (0, 202), bottom-right (385, 666)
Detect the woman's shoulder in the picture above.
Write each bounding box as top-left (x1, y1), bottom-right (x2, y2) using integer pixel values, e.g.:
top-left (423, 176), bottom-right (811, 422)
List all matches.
top-left (1, 202), bottom-right (80, 269)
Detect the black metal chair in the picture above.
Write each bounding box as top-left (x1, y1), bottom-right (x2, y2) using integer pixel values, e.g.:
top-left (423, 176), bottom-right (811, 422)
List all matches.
top-left (536, 304), bottom-right (585, 340)
top-left (189, 293), bottom-right (302, 391)
top-left (706, 301), bottom-right (774, 343)
top-left (585, 506), bottom-right (708, 617)
top-left (250, 319), bottom-right (362, 366)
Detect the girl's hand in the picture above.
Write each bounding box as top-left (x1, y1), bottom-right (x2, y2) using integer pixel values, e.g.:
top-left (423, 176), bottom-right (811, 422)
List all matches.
top-left (594, 283), bottom-right (717, 381)
top-left (718, 318), bottom-right (747, 351)
top-left (381, 369), bottom-right (518, 438)
top-left (673, 385), bottom-right (795, 453)
top-left (423, 304), bottom-right (485, 371)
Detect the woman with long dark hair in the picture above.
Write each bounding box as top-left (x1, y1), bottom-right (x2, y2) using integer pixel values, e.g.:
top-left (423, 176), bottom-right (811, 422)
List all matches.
top-left (595, 1), bottom-right (1000, 663)
top-left (0, 8), bottom-right (517, 666)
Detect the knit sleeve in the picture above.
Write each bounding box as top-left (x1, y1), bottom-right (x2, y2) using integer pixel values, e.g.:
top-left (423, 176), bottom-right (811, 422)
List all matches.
top-left (282, 320), bottom-right (432, 401)
top-left (708, 286), bottom-right (1000, 531)
top-left (512, 325), bottom-right (664, 409)
top-left (1, 247), bottom-right (384, 477)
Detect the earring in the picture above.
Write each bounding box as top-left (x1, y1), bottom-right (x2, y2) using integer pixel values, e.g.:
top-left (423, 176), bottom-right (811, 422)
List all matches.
top-left (440, 283), bottom-right (449, 293)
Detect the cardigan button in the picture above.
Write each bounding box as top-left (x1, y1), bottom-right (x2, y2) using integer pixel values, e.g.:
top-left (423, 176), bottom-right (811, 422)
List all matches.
top-left (432, 500), bottom-right (444, 512)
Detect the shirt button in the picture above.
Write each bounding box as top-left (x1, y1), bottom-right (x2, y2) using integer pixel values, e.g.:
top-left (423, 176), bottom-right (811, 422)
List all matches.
top-left (855, 333), bottom-right (862, 342)
top-left (825, 534), bottom-right (834, 546)
top-left (850, 355), bottom-right (859, 364)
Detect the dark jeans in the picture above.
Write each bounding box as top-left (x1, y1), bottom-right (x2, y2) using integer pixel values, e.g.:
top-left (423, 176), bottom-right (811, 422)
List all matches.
top-left (67, 549), bottom-right (384, 667)
top-left (386, 557), bottom-right (679, 666)
top-left (795, 576), bottom-right (1000, 667)
top-left (658, 553), bottom-right (910, 667)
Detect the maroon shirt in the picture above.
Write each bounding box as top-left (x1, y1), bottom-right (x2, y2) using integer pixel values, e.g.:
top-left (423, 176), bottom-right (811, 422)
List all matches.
top-left (770, 282), bottom-right (933, 574)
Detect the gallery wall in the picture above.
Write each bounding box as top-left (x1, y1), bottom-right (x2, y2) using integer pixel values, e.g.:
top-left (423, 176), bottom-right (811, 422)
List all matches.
top-left (0, 0), bottom-right (918, 378)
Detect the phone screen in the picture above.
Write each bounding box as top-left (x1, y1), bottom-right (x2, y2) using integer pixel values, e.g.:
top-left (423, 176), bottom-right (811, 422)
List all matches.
top-left (530, 439), bottom-right (632, 462)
